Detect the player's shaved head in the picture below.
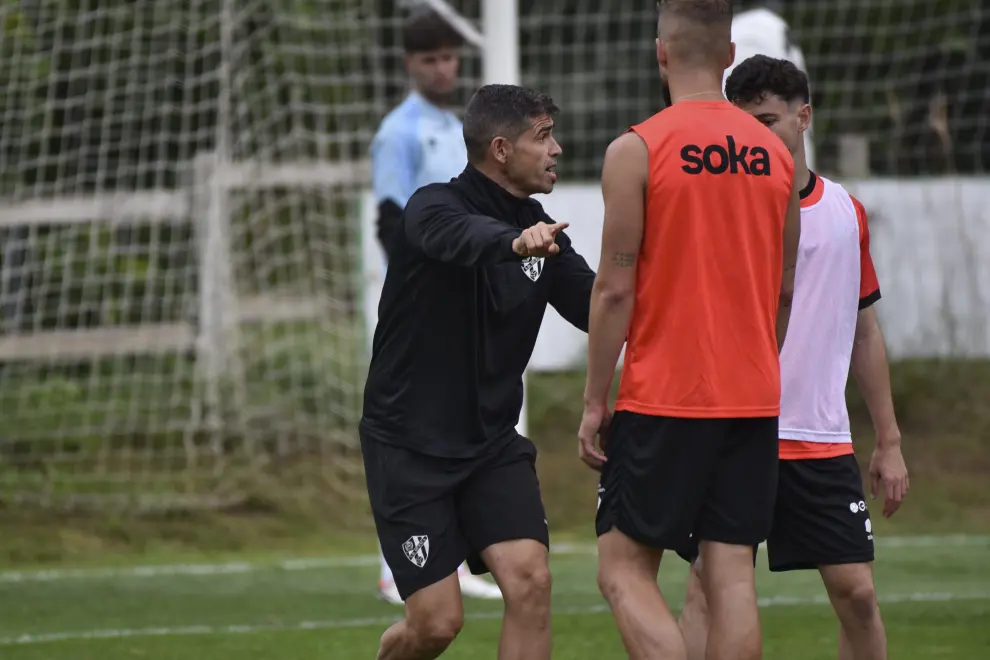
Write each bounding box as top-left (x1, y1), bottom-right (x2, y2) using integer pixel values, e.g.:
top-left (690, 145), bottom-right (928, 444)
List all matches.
top-left (657, 0), bottom-right (733, 69)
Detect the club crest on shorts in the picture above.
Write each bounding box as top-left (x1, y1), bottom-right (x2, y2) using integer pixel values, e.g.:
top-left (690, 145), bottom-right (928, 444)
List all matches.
top-left (521, 256), bottom-right (544, 282)
top-left (402, 535), bottom-right (430, 568)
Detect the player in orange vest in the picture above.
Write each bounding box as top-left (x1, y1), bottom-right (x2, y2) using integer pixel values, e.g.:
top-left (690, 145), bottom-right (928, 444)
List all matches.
top-left (578, 1), bottom-right (801, 658)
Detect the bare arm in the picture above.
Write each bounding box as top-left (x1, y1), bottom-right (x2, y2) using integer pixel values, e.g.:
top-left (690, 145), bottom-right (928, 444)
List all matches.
top-left (849, 197), bottom-right (908, 517)
top-left (583, 132), bottom-right (646, 408)
top-left (777, 174), bottom-right (802, 351)
top-left (578, 132), bottom-right (647, 470)
top-left (852, 307), bottom-right (900, 446)
top-left (854, 305), bottom-right (909, 517)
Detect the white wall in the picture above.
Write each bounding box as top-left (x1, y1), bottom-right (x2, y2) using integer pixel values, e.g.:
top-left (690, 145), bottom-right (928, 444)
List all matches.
top-left (361, 178), bottom-right (990, 368)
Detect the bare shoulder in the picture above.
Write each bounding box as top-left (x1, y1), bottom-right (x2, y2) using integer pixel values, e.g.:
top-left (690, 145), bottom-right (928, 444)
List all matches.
top-left (605, 131), bottom-right (647, 160)
top-left (603, 131), bottom-right (648, 181)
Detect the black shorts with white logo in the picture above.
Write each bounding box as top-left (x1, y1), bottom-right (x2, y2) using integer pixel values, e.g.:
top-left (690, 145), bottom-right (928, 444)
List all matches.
top-left (361, 432), bottom-right (549, 601)
top-left (596, 412), bottom-right (779, 552)
top-left (676, 453), bottom-right (875, 571)
top-left (767, 453), bottom-right (875, 570)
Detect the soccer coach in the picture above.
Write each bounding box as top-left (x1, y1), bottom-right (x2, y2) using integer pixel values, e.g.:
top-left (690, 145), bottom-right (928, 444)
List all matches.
top-left (360, 84), bottom-right (595, 660)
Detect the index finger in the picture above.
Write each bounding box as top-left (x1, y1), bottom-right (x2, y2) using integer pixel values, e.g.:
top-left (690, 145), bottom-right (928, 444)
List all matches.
top-left (549, 222), bottom-right (570, 235)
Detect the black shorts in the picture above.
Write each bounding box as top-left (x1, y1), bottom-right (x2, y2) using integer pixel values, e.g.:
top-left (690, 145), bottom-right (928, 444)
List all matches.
top-left (361, 432), bottom-right (549, 601)
top-left (596, 412), bottom-right (779, 552)
top-left (676, 453), bottom-right (875, 571)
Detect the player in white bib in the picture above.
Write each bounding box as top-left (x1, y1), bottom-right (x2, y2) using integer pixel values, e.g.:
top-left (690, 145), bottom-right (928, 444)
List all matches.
top-left (676, 55), bottom-right (910, 660)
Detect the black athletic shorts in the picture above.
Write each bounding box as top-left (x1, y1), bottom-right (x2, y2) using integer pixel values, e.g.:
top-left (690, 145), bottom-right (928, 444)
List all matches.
top-left (595, 411), bottom-right (779, 552)
top-left (361, 432), bottom-right (549, 600)
top-left (677, 453), bottom-right (875, 571)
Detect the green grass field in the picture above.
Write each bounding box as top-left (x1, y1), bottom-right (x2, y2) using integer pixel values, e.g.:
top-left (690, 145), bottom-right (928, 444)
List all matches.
top-left (0, 535), bottom-right (987, 659)
top-left (0, 360), bottom-right (987, 657)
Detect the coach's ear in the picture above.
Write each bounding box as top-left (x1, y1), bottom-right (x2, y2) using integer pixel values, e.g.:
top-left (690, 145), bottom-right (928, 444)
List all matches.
top-left (727, 41), bottom-right (736, 70)
top-left (490, 135), bottom-right (513, 165)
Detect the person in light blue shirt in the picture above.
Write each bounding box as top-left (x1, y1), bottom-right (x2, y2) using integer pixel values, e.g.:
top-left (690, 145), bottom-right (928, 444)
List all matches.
top-left (370, 8), bottom-right (469, 262)
top-left (370, 7), bottom-right (501, 605)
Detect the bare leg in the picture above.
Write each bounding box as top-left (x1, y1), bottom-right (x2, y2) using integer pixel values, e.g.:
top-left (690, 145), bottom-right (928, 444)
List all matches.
top-left (597, 529), bottom-right (687, 660)
top-left (678, 559), bottom-right (711, 660)
top-left (820, 563), bottom-right (886, 660)
top-left (697, 540), bottom-right (761, 660)
top-left (481, 539), bottom-right (553, 660)
top-left (838, 625), bottom-right (854, 660)
top-left (377, 571), bottom-right (463, 660)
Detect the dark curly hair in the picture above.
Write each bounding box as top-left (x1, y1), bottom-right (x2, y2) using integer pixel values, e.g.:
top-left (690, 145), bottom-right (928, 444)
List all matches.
top-left (725, 55), bottom-right (810, 106)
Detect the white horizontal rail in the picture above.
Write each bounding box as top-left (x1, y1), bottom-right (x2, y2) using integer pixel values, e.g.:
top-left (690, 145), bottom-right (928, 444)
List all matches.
top-left (0, 159), bottom-right (370, 228)
top-left (0, 296), bottom-right (323, 362)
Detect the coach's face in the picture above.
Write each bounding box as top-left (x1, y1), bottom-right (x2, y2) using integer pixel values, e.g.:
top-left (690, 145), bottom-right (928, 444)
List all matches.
top-left (504, 115), bottom-right (561, 196)
top-left (737, 94), bottom-right (811, 155)
top-left (406, 47), bottom-right (461, 104)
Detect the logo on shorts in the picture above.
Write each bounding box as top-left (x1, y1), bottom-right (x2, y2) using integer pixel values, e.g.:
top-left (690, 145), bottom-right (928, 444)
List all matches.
top-left (521, 256), bottom-right (544, 282)
top-left (865, 518), bottom-right (873, 540)
top-left (849, 500), bottom-right (867, 514)
top-left (402, 535), bottom-right (430, 568)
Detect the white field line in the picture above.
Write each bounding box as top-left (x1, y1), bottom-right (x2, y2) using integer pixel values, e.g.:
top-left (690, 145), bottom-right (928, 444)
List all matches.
top-left (0, 534), bottom-right (986, 584)
top-left (2, 591), bottom-right (988, 647)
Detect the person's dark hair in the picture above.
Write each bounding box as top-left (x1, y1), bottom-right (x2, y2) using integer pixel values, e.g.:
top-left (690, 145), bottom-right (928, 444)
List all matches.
top-left (725, 55), bottom-right (810, 105)
top-left (462, 84), bottom-right (559, 163)
top-left (402, 8), bottom-right (464, 53)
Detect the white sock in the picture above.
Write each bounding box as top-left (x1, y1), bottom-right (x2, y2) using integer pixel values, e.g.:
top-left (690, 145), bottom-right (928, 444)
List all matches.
top-left (379, 546), bottom-right (393, 584)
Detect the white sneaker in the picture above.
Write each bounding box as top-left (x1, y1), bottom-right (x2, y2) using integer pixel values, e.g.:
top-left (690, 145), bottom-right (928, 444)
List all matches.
top-left (378, 579), bottom-right (403, 605)
top-left (458, 571), bottom-right (503, 600)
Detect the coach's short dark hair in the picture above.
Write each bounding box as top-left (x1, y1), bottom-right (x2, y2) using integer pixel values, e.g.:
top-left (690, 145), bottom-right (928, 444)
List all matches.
top-left (402, 8), bottom-right (464, 53)
top-left (725, 55), bottom-right (810, 105)
top-left (462, 85), bottom-right (559, 163)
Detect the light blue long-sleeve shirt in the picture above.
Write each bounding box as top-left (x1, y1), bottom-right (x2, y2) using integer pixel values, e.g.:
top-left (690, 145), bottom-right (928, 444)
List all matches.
top-left (370, 91), bottom-right (468, 209)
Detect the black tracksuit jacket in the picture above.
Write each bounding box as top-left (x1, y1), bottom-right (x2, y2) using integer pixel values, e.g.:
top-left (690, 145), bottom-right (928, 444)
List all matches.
top-left (360, 164), bottom-right (595, 459)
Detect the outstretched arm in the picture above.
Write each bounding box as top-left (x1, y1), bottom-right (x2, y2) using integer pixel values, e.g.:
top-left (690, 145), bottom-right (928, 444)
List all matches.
top-left (549, 235), bottom-right (596, 332)
top-left (578, 132), bottom-right (647, 470)
top-left (404, 188), bottom-right (520, 267)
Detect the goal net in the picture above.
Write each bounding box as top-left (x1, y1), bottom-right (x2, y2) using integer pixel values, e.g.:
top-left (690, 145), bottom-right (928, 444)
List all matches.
top-left (0, 1), bottom-right (985, 510)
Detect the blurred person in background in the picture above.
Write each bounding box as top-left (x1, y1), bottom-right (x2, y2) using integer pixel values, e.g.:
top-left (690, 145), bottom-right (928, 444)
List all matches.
top-left (725, 1), bottom-right (815, 169)
top-left (369, 6), bottom-right (501, 605)
top-left (676, 55), bottom-right (909, 660)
